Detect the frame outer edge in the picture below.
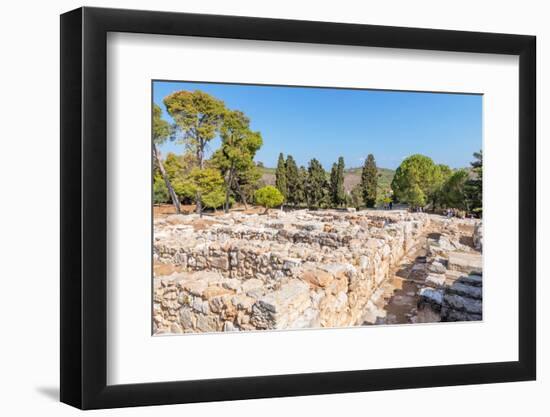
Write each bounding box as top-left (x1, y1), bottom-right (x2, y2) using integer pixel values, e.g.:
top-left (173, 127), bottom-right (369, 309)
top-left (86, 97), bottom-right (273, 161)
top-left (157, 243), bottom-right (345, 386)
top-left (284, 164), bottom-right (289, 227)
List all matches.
top-left (60, 6), bottom-right (537, 409)
top-left (60, 7), bottom-right (84, 409)
top-left (518, 35), bottom-right (536, 379)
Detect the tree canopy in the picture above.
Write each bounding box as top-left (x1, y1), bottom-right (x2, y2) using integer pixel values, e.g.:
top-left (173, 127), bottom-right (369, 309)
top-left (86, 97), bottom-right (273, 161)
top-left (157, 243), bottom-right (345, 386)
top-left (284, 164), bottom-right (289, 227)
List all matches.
top-left (391, 154), bottom-right (440, 208)
top-left (254, 186), bottom-right (284, 213)
top-left (361, 154), bottom-right (378, 208)
top-left (275, 153), bottom-right (287, 200)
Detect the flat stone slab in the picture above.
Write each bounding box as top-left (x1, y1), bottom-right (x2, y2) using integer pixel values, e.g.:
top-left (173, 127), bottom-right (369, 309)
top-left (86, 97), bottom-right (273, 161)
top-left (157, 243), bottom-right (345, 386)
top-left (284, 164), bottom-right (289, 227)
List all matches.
top-left (447, 282), bottom-right (482, 300)
top-left (447, 252), bottom-right (482, 275)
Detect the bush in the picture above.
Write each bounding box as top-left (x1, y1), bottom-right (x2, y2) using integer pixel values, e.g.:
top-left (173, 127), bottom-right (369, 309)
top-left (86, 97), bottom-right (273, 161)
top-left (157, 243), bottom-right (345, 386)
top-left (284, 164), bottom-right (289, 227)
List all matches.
top-left (202, 189), bottom-right (226, 211)
top-left (153, 176), bottom-right (169, 205)
top-left (254, 186), bottom-right (284, 213)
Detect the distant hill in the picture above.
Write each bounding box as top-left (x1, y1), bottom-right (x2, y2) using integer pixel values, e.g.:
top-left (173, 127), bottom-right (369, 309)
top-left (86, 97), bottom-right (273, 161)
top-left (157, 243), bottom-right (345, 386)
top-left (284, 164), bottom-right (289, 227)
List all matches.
top-left (259, 165), bottom-right (395, 194)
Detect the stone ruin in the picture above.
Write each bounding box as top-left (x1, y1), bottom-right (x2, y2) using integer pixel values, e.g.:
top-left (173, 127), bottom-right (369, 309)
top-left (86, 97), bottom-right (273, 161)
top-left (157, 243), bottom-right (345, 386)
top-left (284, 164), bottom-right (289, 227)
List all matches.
top-left (153, 209), bottom-right (483, 334)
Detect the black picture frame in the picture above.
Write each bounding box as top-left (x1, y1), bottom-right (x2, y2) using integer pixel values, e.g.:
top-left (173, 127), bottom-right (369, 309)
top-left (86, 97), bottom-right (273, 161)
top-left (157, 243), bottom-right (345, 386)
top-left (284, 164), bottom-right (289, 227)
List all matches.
top-left (60, 6), bottom-right (536, 410)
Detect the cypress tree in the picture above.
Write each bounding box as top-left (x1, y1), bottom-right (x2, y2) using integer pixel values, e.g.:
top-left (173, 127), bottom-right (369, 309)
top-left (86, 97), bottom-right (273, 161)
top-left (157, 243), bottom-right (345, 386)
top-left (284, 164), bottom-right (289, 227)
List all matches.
top-left (285, 155), bottom-right (301, 206)
top-left (336, 156), bottom-right (346, 206)
top-left (361, 154), bottom-right (378, 208)
top-left (298, 166), bottom-right (308, 206)
top-left (275, 153), bottom-right (287, 200)
top-left (306, 158), bottom-right (328, 209)
top-left (330, 162), bottom-right (339, 206)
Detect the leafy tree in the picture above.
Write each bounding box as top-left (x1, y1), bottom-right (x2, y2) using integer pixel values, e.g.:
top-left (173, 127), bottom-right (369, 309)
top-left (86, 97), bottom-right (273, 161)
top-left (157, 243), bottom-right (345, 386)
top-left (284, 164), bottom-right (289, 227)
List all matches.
top-left (431, 164), bottom-right (453, 209)
top-left (361, 154), bottom-right (378, 208)
top-left (212, 110), bottom-right (263, 212)
top-left (231, 163), bottom-right (262, 208)
top-left (152, 104), bottom-right (181, 213)
top-left (164, 151), bottom-right (198, 203)
top-left (163, 90), bottom-right (226, 216)
top-left (465, 150), bottom-right (483, 216)
top-left (285, 155), bottom-right (303, 206)
top-left (306, 158), bottom-right (328, 209)
top-left (185, 167), bottom-right (225, 212)
top-left (391, 154), bottom-right (440, 209)
top-left (330, 157), bottom-right (346, 207)
top-left (153, 174), bottom-right (169, 205)
top-left (275, 153), bottom-right (287, 200)
top-left (254, 186), bottom-right (284, 213)
top-left (441, 169), bottom-right (469, 209)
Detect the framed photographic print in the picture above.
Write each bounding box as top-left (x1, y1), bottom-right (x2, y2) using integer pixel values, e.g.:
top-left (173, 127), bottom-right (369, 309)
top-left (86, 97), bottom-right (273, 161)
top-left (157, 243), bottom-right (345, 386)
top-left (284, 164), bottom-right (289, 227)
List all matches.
top-left (60, 6), bottom-right (536, 409)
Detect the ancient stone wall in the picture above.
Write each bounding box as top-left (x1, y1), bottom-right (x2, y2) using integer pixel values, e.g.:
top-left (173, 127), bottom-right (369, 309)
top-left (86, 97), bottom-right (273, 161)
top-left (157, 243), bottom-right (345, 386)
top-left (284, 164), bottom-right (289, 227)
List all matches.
top-left (153, 210), bottom-right (432, 333)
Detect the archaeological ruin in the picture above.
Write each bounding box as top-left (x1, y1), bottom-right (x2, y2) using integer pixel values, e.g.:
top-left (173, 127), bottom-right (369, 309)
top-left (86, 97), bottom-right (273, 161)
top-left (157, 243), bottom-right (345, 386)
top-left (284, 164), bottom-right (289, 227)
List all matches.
top-left (153, 209), bottom-right (483, 334)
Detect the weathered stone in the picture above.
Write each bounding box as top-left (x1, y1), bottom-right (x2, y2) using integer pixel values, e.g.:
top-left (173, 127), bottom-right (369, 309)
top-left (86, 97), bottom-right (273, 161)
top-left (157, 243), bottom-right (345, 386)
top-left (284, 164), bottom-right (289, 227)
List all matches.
top-left (447, 282), bottom-right (482, 300)
top-left (448, 252), bottom-right (482, 274)
top-left (425, 273), bottom-right (446, 288)
top-left (196, 315), bottom-right (219, 332)
top-left (418, 287), bottom-right (444, 307)
top-left (443, 294), bottom-right (482, 314)
top-left (153, 209), bottom-right (482, 333)
top-left (428, 261), bottom-right (447, 274)
top-left (202, 286), bottom-right (234, 300)
top-left (301, 269), bottom-right (334, 288)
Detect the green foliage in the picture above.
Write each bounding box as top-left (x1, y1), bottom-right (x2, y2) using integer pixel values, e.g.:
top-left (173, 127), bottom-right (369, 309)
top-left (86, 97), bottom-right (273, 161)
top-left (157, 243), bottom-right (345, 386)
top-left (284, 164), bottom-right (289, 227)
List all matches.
top-left (430, 164), bottom-right (453, 209)
top-left (350, 184), bottom-right (364, 209)
top-left (275, 153), bottom-right (287, 199)
top-left (163, 90), bottom-right (226, 215)
top-left (391, 154), bottom-right (440, 209)
top-left (465, 150), bottom-right (482, 216)
top-left (306, 158), bottom-right (329, 209)
top-left (212, 110), bottom-right (263, 210)
top-left (162, 152), bottom-right (197, 202)
top-left (153, 104), bottom-right (171, 146)
top-left (153, 174), bottom-right (169, 205)
top-left (330, 157), bottom-right (346, 207)
top-left (361, 154), bottom-right (378, 208)
top-left (185, 167), bottom-right (225, 206)
top-left (201, 188), bottom-right (226, 210)
top-left (254, 186), bottom-right (284, 211)
top-left (163, 90), bottom-right (226, 165)
top-left (285, 155), bottom-right (305, 206)
top-left (440, 169), bottom-right (469, 209)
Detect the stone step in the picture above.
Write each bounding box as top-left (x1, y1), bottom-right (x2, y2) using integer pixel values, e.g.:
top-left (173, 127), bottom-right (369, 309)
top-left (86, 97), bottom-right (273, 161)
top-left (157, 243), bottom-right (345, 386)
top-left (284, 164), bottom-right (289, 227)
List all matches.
top-left (447, 252), bottom-right (482, 275)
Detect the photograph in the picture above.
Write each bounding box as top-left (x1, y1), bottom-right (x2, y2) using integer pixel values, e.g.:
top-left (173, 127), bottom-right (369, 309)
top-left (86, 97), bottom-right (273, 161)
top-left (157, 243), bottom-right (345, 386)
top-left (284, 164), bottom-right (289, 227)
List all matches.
top-left (152, 81), bottom-right (483, 335)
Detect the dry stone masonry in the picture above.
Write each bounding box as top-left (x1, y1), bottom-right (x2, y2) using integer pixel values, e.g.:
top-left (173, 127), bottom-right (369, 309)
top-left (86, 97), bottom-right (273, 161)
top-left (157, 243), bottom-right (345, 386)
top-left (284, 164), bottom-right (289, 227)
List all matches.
top-left (153, 209), bottom-right (483, 334)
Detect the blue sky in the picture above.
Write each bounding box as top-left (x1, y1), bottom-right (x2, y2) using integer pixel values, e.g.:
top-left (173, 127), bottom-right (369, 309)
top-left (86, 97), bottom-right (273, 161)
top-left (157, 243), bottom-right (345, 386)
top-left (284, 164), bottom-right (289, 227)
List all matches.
top-left (153, 80), bottom-right (482, 170)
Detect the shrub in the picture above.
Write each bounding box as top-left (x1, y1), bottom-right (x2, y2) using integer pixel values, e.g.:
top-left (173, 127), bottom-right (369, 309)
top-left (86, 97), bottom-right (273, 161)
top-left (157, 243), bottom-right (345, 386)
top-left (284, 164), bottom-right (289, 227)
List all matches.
top-left (254, 186), bottom-right (284, 213)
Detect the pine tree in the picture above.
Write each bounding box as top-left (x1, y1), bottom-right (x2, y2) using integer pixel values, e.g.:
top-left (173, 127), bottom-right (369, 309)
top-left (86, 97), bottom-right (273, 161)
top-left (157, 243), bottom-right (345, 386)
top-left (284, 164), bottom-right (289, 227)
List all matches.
top-left (163, 90), bottom-right (226, 217)
top-left (361, 154), bottom-right (378, 208)
top-left (275, 153), bottom-right (287, 201)
top-left (285, 155), bottom-right (301, 206)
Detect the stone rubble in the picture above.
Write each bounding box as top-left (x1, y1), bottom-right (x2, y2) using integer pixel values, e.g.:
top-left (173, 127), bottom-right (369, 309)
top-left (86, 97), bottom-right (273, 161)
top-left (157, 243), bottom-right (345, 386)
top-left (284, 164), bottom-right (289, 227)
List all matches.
top-left (153, 209), bottom-right (483, 333)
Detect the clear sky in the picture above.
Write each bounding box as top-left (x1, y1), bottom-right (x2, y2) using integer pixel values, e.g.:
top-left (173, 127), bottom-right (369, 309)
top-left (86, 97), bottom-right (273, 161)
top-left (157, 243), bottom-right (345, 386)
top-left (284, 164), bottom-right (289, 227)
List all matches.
top-left (153, 80), bottom-right (482, 170)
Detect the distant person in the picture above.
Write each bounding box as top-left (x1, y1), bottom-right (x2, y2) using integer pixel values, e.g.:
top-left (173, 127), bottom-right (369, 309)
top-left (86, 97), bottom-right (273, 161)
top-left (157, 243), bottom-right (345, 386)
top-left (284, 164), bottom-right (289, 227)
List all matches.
top-left (389, 201), bottom-right (393, 210)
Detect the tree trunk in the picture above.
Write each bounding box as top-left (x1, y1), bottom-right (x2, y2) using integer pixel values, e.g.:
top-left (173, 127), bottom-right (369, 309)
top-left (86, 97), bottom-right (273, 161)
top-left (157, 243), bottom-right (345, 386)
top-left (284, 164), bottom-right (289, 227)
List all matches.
top-left (153, 145), bottom-right (181, 214)
top-left (232, 176), bottom-right (248, 210)
top-left (196, 140), bottom-right (205, 217)
top-left (224, 169), bottom-right (234, 214)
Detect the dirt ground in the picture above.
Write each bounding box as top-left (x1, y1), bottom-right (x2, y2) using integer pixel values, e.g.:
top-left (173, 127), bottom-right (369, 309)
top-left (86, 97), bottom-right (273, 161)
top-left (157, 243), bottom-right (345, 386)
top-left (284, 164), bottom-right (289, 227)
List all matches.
top-left (153, 203), bottom-right (268, 218)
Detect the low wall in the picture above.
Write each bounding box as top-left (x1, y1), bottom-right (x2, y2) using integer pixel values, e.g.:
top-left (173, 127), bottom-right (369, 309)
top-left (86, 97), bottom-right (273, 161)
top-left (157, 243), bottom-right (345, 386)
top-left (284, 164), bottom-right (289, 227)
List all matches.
top-left (153, 211), bottom-right (431, 333)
